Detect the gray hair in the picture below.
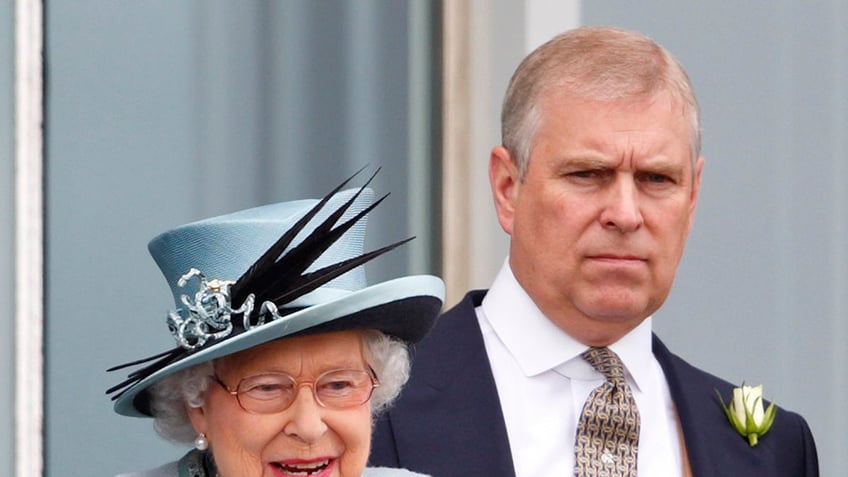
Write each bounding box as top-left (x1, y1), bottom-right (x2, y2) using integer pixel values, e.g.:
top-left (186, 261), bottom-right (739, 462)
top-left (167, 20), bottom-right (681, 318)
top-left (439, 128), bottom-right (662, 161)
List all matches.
top-left (148, 330), bottom-right (410, 444)
top-left (502, 25), bottom-right (701, 179)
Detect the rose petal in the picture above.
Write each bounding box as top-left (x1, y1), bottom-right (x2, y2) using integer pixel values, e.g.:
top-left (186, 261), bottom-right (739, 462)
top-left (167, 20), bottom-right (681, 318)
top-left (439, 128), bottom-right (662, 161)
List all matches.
top-left (732, 387), bottom-right (746, 426)
top-left (746, 385), bottom-right (765, 427)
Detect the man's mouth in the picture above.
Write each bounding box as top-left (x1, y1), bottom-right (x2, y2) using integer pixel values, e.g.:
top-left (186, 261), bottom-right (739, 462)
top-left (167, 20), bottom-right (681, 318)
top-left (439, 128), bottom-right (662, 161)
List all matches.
top-left (273, 459), bottom-right (331, 476)
top-left (588, 254), bottom-right (646, 263)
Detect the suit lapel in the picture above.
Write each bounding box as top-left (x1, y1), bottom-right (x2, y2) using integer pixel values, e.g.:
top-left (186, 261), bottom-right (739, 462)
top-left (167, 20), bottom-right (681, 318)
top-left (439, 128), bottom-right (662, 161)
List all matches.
top-left (653, 334), bottom-right (766, 476)
top-left (386, 290), bottom-right (516, 477)
top-left (653, 334), bottom-right (714, 476)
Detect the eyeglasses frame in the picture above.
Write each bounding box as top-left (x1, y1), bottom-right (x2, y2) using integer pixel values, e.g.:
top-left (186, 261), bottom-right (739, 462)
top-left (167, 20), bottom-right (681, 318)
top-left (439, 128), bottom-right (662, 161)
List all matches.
top-left (211, 367), bottom-right (380, 414)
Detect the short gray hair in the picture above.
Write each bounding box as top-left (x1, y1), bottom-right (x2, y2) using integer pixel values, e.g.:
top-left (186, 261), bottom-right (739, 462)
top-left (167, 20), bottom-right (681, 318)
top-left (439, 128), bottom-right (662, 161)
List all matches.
top-left (502, 25), bottom-right (701, 179)
top-left (148, 330), bottom-right (410, 444)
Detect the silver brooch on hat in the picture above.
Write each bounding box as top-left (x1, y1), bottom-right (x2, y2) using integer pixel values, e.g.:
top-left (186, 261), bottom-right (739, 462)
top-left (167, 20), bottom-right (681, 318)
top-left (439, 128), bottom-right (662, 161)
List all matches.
top-left (167, 268), bottom-right (254, 350)
top-left (167, 268), bottom-right (309, 350)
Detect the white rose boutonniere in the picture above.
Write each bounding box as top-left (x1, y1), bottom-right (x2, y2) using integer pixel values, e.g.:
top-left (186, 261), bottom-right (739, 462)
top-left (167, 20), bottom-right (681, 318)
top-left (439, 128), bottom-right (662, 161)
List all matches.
top-left (716, 384), bottom-right (777, 446)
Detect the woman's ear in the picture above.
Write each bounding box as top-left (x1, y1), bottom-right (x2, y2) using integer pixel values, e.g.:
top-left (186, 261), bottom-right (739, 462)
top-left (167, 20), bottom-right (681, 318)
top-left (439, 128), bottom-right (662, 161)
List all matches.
top-left (186, 401), bottom-right (208, 435)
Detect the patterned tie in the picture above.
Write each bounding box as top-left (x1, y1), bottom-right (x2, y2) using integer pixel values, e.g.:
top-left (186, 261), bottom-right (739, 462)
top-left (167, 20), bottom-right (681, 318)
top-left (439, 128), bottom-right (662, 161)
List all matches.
top-left (574, 347), bottom-right (640, 477)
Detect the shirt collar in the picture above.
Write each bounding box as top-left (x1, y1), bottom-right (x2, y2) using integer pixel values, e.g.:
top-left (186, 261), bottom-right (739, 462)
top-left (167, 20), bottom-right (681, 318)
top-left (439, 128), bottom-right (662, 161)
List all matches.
top-left (606, 317), bottom-right (653, 394)
top-left (480, 260), bottom-right (653, 392)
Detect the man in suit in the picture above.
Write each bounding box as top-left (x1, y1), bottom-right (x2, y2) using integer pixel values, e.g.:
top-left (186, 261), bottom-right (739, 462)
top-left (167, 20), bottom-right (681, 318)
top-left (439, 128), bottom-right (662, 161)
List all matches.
top-left (370, 26), bottom-right (819, 476)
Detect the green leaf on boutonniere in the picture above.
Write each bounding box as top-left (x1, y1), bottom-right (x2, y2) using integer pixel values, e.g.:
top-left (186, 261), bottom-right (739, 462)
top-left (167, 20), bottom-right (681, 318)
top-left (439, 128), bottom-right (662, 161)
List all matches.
top-left (716, 384), bottom-right (777, 446)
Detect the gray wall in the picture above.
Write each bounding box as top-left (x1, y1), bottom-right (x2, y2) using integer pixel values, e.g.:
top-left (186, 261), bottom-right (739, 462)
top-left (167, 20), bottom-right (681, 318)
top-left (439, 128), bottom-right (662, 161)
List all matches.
top-left (1, 0), bottom-right (16, 474)
top-left (582, 3), bottom-right (847, 475)
top-left (44, 1), bottom-right (437, 475)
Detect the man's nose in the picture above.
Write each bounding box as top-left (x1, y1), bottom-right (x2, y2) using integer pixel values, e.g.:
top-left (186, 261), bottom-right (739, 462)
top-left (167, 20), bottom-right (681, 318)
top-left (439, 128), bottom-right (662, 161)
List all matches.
top-left (599, 177), bottom-right (643, 233)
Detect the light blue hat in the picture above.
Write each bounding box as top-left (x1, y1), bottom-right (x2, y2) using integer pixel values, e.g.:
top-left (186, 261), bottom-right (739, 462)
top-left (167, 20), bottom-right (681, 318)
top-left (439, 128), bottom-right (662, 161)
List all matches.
top-left (108, 172), bottom-right (445, 417)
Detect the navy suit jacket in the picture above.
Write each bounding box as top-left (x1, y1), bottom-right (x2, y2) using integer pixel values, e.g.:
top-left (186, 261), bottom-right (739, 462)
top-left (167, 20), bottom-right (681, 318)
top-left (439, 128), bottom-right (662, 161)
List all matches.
top-left (371, 290), bottom-right (819, 476)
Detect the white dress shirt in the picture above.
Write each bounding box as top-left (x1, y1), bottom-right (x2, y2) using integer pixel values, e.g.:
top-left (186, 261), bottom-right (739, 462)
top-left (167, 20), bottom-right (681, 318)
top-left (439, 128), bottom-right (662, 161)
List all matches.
top-left (477, 261), bottom-right (683, 477)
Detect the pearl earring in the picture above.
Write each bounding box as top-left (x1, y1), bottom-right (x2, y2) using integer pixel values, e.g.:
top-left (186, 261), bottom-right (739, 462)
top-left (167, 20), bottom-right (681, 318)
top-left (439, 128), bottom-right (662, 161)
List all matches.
top-left (194, 432), bottom-right (209, 451)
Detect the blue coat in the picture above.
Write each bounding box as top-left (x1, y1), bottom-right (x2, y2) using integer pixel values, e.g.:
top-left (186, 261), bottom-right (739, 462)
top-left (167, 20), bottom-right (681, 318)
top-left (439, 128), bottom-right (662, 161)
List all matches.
top-left (370, 290), bottom-right (819, 477)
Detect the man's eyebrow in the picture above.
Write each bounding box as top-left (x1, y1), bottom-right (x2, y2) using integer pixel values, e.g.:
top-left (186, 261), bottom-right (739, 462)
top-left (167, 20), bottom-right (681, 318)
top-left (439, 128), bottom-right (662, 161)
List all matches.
top-left (636, 157), bottom-right (687, 175)
top-left (555, 153), bottom-right (614, 169)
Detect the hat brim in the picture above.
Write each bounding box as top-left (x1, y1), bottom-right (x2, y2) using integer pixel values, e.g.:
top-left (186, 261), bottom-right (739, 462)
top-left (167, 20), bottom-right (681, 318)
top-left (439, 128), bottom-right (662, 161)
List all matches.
top-left (114, 274), bottom-right (444, 417)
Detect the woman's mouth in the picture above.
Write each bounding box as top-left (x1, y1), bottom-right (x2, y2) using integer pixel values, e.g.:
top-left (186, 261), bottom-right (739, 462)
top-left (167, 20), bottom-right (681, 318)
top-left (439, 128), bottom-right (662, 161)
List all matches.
top-left (272, 459), bottom-right (332, 476)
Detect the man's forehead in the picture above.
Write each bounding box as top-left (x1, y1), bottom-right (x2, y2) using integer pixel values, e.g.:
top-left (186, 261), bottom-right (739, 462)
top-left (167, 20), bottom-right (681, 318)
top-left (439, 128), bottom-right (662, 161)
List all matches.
top-left (535, 90), bottom-right (695, 154)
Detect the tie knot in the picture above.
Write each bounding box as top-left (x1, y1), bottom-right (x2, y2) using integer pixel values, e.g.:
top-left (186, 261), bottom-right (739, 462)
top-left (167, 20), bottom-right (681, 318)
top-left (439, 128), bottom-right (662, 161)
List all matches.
top-left (582, 347), bottom-right (626, 382)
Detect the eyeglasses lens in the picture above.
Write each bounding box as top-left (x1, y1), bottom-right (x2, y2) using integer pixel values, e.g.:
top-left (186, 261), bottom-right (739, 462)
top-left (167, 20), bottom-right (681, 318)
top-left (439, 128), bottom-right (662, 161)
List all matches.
top-left (234, 369), bottom-right (376, 414)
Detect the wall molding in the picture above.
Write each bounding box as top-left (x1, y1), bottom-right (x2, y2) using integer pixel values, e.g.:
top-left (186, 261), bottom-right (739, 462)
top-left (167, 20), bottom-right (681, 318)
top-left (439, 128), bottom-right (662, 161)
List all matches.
top-left (440, 1), bottom-right (579, 306)
top-left (15, 0), bottom-right (44, 475)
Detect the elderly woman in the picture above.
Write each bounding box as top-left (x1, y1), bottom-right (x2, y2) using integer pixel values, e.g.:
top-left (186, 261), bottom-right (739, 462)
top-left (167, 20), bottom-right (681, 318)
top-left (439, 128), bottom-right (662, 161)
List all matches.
top-left (107, 173), bottom-right (444, 477)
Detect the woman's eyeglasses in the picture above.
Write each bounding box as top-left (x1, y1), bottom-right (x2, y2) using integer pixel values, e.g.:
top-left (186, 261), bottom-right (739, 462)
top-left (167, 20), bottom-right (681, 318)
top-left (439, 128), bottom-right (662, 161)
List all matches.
top-left (212, 368), bottom-right (380, 414)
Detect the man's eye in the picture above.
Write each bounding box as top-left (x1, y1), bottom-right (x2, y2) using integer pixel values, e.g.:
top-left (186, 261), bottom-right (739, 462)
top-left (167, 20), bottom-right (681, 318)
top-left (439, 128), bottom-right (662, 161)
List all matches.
top-left (569, 169), bottom-right (607, 179)
top-left (640, 172), bottom-right (671, 184)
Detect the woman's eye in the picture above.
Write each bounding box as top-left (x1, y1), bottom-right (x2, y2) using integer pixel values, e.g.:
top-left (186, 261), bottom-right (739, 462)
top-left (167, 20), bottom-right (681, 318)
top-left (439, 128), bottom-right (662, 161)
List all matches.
top-left (321, 380), bottom-right (355, 392)
top-left (245, 383), bottom-right (283, 396)
top-left (242, 377), bottom-right (293, 397)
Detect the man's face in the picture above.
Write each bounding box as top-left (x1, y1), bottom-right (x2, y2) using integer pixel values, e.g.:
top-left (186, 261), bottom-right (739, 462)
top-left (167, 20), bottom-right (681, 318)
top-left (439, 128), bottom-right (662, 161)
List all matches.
top-left (489, 90), bottom-right (703, 346)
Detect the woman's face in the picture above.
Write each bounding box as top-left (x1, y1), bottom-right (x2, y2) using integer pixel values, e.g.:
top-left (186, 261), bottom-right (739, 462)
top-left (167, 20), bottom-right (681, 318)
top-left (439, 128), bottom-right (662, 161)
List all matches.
top-left (187, 330), bottom-right (373, 477)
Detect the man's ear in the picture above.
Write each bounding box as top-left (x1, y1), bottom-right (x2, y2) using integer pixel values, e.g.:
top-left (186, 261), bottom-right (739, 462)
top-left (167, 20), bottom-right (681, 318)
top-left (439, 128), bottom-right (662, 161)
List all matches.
top-left (686, 155), bottom-right (705, 234)
top-left (489, 146), bottom-right (521, 236)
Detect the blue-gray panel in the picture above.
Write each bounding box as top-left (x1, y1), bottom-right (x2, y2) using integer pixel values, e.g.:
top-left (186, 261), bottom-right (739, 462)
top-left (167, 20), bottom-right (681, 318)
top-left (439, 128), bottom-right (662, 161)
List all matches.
top-left (46, 1), bottom-right (198, 475)
top-left (45, 1), bottom-right (438, 475)
top-left (1, 0), bottom-right (16, 474)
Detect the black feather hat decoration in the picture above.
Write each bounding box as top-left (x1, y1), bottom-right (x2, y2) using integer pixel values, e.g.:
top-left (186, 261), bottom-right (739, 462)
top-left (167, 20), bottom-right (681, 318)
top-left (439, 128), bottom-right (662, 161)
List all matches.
top-left (107, 168), bottom-right (444, 417)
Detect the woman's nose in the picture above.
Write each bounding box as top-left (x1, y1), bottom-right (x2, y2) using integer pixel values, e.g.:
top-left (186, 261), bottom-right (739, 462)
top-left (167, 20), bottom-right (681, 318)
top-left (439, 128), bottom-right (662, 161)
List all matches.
top-left (282, 385), bottom-right (328, 443)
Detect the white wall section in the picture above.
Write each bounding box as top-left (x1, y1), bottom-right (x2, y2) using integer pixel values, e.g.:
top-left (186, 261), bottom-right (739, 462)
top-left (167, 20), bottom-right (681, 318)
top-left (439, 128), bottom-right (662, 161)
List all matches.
top-left (14, 1), bottom-right (44, 476)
